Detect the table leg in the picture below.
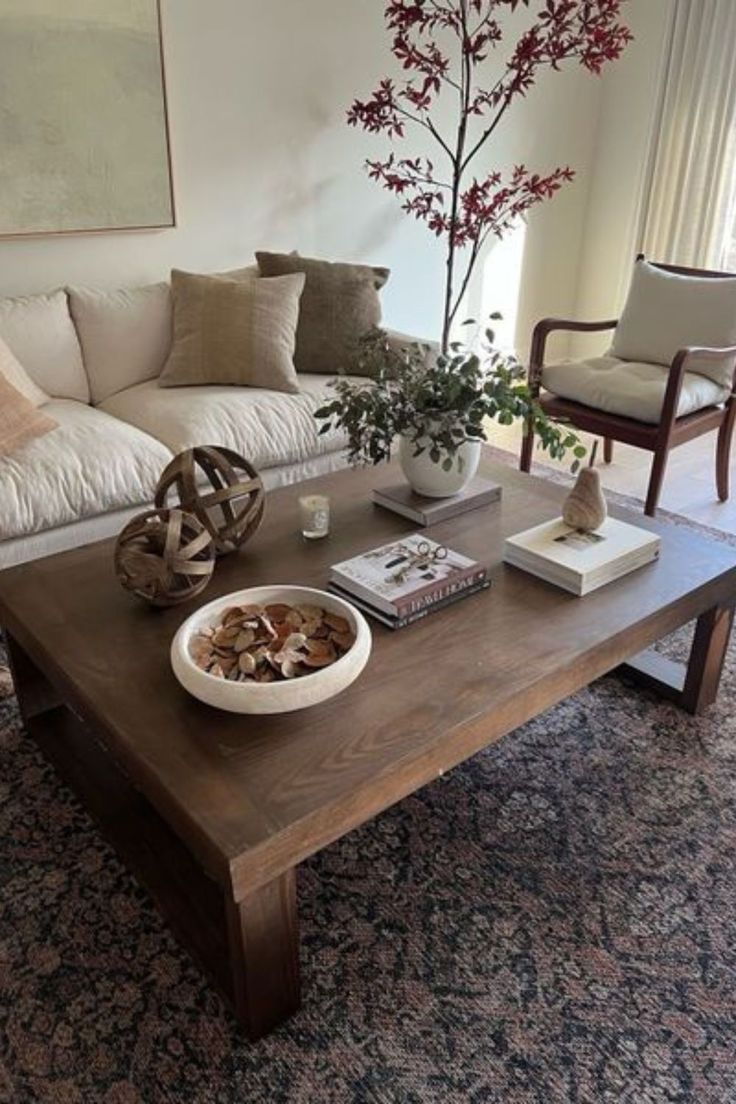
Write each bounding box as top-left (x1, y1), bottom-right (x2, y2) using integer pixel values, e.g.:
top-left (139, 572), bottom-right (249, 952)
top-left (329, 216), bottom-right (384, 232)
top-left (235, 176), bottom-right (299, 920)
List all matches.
top-left (681, 604), bottom-right (735, 714)
top-left (225, 870), bottom-right (301, 1040)
top-left (5, 629), bottom-right (302, 1040)
top-left (4, 631), bottom-right (61, 722)
top-left (618, 603), bottom-right (735, 715)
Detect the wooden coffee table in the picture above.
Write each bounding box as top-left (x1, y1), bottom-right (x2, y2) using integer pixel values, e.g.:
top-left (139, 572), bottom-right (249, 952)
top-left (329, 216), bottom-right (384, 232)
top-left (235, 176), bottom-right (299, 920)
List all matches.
top-left (1, 459), bottom-right (735, 1039)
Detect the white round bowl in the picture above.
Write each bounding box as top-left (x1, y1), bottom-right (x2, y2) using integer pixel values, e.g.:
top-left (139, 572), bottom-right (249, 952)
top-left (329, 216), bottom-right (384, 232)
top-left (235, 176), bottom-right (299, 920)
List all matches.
top-left (171, 585), bottom-right (372, 714)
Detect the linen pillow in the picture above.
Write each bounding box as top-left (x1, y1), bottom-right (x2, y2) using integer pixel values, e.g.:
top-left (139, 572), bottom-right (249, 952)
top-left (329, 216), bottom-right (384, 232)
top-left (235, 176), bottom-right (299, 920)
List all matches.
top-left (159, 269), bottom-right (304, 392)
top-left (255, 251), bottom-right (390, 375)
top-left (0, 334), bottom-right (49, 407)
top-left (611, 260), bottom-right (736, 387)
top-left (0, 374), bottom-right (57, 456)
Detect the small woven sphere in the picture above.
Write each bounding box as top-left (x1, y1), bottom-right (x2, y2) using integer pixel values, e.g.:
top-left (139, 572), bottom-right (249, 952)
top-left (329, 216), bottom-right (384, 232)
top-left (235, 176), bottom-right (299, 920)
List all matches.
top-left (154, 446), bottom-right (265, 556)
top-left (114, 508), bottom-right (215, 608)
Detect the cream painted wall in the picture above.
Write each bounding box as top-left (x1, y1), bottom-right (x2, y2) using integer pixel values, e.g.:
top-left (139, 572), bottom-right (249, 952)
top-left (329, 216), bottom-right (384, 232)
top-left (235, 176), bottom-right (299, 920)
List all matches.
top-left (570, 0), bottom-right (672, 358)
top-left (0, 0), bottom-right (606, 346)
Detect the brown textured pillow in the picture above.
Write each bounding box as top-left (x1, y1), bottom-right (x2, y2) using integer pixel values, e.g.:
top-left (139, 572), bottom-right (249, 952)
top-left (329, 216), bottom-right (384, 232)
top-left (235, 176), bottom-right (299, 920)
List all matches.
top-left (159, 269), bottom-right (305, 392)
top-left (255, 252), bottom-right (389, 374)
top-left (0, 374), bottom-right (56, 456)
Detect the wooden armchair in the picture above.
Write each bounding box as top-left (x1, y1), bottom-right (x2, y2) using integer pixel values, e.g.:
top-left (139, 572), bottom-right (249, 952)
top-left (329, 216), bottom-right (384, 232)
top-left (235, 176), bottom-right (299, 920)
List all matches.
top-left (520, 258), bottom-right (736, 516)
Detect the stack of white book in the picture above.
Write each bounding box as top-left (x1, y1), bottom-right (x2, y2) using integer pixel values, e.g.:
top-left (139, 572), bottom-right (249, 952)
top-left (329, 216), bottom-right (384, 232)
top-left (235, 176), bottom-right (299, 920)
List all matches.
top-left (503, 517), bottom-right (660, 596)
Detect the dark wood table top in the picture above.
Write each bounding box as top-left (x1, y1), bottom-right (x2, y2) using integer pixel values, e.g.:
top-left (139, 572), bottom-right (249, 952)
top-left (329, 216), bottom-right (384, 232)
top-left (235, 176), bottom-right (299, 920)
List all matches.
top-left (2, 457), bottom-right (736, 900)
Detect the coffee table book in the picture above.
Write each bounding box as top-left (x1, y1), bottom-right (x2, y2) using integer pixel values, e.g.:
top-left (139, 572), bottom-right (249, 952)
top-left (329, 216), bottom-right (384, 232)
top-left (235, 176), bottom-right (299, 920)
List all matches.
top-left (329, 533), bottom-right (487, 617)
top-left (329, 577), bottom-right (490, 629)
top-left (503, 517), bottom-right (661, 596)
top-left (372, 476), bottom-right (501, 526)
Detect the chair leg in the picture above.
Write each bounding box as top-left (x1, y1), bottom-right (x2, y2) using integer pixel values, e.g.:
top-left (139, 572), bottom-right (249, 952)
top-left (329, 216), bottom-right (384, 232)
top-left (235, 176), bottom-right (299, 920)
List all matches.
top-left (716, 404), bottom-right (736, 501)
top-left (645, 446), bottom-right (670, 516)
top-left (603, 437), bottom-right (613, 464)
top-left (520, 424), bottom-right (534, 473)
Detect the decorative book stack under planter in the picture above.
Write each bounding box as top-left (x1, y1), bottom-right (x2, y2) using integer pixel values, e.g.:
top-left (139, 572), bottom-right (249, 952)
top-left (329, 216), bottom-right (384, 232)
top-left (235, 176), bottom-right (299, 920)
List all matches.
top-left (372, 477), bottom-right (502, 526)
top-left (503, 517), bottom-right (661, 596)
top-left (329, 534), bottom-right (489, 629)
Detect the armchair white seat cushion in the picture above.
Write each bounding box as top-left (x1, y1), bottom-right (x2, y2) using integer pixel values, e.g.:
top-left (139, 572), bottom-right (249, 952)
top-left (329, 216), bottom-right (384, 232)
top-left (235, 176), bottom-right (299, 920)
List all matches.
top-left (543, 355), bottom-right (730, 424)
top-left (100, 373), bottom-right (348, 468)
top-left (610, 260), bottom-right (736, 386)
top-left (0, 400), bottom-right (172, 541)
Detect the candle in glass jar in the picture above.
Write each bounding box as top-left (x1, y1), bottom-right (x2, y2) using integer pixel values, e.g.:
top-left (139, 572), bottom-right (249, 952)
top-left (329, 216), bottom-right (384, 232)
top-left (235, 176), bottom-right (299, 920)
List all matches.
top-left (299, 494), bottom-right (330, 539)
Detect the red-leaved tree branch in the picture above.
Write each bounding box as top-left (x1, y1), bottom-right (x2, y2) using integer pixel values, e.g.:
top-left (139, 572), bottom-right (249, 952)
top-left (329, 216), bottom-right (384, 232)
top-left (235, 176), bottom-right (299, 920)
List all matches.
top-left (348, 0), bottom-right (632, 352)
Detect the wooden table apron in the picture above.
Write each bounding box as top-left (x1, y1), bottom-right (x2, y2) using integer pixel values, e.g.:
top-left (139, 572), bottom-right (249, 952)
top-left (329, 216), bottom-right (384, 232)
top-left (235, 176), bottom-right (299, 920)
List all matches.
top-left (1, 459), bottom-right (735, 1039)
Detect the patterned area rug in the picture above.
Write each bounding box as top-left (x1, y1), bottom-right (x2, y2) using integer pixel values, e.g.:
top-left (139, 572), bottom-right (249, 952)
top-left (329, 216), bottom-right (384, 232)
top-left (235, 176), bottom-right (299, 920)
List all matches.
top-left (1, 470), bottom-right (736, 1103)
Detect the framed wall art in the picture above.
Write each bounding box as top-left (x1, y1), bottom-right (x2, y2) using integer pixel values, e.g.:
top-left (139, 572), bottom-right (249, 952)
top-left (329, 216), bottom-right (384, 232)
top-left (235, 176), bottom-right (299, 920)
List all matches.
top-left (0, 0), bottom-right (175, 237)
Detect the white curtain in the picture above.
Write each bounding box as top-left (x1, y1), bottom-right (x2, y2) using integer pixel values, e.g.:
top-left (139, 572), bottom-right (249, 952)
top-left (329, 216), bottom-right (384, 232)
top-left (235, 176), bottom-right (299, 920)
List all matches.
top-left (640, 0), bottom-right (736, 269)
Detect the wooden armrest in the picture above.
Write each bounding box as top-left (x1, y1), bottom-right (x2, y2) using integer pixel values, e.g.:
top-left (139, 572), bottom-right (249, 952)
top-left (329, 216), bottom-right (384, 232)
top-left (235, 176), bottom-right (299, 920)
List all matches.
top-left (528, 317), bottom-right (618, 392)
top-left (533, 317), bottom-right (619, 339)
top-left (668, 344), bottom-right (736, 389)
top-left (676, 344), bottom-right (736, 368)
top-left (658, 344), bottom-right (736, 435)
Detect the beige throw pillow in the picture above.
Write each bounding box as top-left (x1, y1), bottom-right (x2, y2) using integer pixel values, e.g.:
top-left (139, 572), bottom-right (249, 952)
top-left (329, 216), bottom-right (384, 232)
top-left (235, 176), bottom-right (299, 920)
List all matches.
top-left (159, 270), bottom-right (305, 392)
top-left (0, 335), bottom-right (50, 407)
top-left (255, 251), bottom-right (390, 375)
top-left (0, 373), bottom-right (57, 456)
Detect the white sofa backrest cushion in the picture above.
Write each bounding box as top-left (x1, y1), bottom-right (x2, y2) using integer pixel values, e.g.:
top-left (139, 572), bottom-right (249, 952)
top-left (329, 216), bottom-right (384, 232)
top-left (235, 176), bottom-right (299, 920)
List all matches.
top-left (0, 289), bottom-right (89, 402)
top-left (610, 259), bottom-right (736, 388)
top-left (68, 282), bottom-right (173, 405)
top-left (0, 335), bottom-right (49, 407)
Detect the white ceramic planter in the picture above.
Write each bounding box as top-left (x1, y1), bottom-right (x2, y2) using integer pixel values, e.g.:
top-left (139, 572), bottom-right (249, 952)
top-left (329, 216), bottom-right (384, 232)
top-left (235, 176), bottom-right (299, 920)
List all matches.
top-left (171, 585), bottom-right (371, 714)
top-left (399, 434), bottom-right (481, 498)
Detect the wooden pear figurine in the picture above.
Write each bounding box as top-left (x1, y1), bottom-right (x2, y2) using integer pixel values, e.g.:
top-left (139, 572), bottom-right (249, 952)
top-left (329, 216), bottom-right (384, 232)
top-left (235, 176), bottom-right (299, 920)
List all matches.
top-left (562, 442), bottom-right (607, 531)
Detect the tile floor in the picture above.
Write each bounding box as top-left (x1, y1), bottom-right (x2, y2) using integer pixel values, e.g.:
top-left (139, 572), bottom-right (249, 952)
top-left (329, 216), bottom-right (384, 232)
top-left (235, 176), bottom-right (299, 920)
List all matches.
top-left (490, 421), bottom-right (736, 535)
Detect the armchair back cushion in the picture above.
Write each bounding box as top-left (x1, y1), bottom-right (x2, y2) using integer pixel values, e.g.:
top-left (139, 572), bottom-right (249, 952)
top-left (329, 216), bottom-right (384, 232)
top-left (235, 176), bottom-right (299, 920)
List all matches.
top-left (610, 260), bottom-right (736, 388)
top-left (0, 290), bottom-right (89, 402)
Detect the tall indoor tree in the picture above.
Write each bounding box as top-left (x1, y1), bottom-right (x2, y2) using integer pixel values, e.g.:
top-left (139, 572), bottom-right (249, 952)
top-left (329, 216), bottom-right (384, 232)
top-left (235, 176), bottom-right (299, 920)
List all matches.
top-left (348, 0), bottom-right (633, 353)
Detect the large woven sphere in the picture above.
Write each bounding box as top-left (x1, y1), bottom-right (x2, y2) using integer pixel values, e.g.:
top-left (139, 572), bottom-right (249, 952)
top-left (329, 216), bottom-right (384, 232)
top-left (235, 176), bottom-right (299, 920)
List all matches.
top-left (114, 508), bottom-right (215, 608)
top-left (154, 446), bottom-right (265, 555)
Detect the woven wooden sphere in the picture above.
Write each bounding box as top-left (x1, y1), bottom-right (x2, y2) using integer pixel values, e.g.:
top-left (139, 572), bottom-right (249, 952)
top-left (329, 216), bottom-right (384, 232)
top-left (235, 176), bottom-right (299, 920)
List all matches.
top-left (154, 446), bottom-right (265, 555)
top-left (114, 508), bottom-right (215, 608)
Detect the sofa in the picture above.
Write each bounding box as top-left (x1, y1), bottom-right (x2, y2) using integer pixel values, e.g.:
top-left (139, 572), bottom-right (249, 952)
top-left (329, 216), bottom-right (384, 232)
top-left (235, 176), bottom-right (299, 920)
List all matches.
top-left (0, 268), bottom-right (415, 570)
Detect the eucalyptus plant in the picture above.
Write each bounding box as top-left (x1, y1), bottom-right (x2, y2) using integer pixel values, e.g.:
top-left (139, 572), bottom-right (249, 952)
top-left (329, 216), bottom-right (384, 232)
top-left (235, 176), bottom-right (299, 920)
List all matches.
top-left (315, 321), bottom-right (586, 472)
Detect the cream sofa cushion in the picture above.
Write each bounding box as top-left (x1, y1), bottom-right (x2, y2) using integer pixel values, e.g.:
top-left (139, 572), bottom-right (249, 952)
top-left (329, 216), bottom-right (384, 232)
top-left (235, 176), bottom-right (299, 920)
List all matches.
top-left (0, 289), bottom-right (89, 402)
top-left (68, 282), bottom-right (173, 404)
top-left (100, 375), bottom-right (347, 469)
top-left (0, 400), bottom-right (171, 541)
top-left (0, 334), bottom-right (49, 406)
top-left (542, 356), bottom-right (730, 425)
top-left (610, 260), bottom-right (736, 387)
